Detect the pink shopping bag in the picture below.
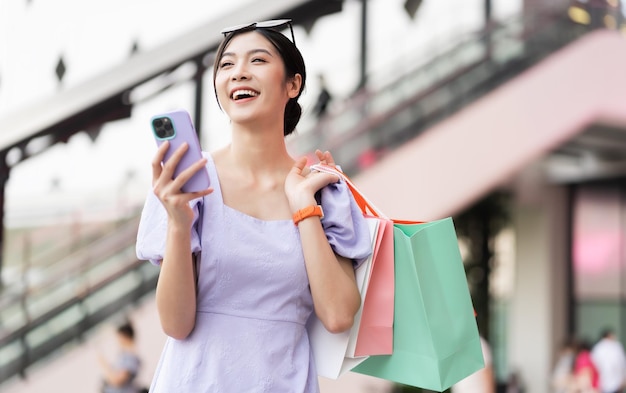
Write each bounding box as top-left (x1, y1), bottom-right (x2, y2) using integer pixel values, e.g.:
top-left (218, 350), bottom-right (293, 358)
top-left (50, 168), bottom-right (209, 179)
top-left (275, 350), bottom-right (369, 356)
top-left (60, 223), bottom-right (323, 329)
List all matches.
top-left (353, 216), bottom-right (394, 356)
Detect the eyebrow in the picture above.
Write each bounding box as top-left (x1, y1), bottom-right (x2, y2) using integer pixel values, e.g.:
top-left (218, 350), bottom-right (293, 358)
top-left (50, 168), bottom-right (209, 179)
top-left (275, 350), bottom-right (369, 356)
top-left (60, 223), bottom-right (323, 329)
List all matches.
top-left (221, 48), bottom-right (274, 59)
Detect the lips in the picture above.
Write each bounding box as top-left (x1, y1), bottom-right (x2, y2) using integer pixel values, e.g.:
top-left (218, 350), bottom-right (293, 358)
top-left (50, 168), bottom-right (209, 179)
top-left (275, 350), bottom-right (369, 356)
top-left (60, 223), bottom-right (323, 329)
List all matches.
top-left (231, 89), bottom-right (260, 100)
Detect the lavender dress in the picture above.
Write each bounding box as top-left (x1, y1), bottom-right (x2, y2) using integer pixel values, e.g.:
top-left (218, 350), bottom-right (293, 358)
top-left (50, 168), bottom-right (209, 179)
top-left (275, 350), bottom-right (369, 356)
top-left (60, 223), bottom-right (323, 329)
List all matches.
top-left (136, 153), bottom-right (372, 393)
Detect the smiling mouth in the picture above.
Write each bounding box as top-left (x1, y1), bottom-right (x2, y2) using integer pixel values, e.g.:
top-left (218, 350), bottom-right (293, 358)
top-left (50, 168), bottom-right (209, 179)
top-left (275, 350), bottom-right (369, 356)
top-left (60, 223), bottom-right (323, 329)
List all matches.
top-left (231, 89), bottom-right (260, 100)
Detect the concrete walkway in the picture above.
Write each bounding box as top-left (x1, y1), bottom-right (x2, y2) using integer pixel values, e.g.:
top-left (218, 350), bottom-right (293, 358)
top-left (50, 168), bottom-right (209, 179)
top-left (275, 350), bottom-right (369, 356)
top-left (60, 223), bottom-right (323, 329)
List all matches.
top-left (2, 296), bottom-right (394, 393)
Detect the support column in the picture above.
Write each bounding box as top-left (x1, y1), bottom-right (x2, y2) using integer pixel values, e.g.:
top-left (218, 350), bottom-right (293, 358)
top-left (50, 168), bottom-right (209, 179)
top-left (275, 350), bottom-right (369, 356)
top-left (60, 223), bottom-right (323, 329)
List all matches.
top-left (193, 58), bottom-right (205, 139)
top-left (357, 0), bottom-right (368, 91)
top-left (483, 0), bottom-right (493, 59)
top-left (0, 163), bottom-right (8, 288)
top-left (509, 175), bottom-right (569, 393)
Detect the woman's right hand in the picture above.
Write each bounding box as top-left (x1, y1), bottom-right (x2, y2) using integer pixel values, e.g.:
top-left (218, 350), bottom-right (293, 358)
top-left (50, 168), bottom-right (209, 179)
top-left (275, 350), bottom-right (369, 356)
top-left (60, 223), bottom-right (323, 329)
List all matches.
top-left (151, 141), bottom-right (212, 227)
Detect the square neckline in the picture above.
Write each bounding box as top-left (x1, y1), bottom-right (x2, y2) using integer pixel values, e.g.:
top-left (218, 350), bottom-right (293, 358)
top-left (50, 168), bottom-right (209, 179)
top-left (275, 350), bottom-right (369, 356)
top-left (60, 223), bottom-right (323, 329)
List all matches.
top-left (204, 152), bottom-right (294, 225)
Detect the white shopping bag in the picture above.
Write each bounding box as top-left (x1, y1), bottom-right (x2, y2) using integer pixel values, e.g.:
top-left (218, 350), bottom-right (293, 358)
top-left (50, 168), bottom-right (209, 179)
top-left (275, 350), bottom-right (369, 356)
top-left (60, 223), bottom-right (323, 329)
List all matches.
top-left (306, 218), bottom-right (379, 379)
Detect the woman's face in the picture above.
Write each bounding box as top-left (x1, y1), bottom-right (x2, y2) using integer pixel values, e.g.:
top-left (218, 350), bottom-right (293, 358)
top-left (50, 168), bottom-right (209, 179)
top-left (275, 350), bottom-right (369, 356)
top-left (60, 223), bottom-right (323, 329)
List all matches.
top-left (215, 31), bottom-right (301, 126)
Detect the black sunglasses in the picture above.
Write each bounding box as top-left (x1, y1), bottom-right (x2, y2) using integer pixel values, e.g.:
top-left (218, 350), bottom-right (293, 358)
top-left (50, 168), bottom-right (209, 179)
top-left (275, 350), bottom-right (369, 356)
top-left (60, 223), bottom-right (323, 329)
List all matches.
top-left (220, 19), bottom-right (296, 46)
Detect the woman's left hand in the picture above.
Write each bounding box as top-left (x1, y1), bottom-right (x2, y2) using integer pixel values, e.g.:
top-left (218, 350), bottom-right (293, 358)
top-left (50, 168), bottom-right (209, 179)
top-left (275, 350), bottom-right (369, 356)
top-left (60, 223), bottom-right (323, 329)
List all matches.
top-left (285, 150), bottom-right (339, 211)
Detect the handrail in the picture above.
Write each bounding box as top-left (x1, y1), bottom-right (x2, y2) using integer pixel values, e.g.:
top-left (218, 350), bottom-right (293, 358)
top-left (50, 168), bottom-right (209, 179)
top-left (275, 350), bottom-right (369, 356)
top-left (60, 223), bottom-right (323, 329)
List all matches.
top-left (0, 252), bottom-right (144, 349)
top-left (4, 207), bottom-right (141, 278)
top-left (0, 215), bottom-right (141, 310)
top-left (288, 18), bottom-right (500, 156)
top-left (0, 212), bottom-right (157, 384)
top-left (287, 12), bottom-right (589, 175)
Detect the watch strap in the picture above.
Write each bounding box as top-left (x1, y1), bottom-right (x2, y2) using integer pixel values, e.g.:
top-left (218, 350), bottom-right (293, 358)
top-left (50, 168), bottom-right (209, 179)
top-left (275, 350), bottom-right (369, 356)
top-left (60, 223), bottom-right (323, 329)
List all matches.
top-left (293, 205), bottom-right (324, 225)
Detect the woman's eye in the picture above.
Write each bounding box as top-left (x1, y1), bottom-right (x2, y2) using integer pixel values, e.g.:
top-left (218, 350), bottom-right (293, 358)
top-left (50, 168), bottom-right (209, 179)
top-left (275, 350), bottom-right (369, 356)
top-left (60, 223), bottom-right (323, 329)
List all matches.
top-left (220, 61), bottom-right (233, 68)
top-left (251, 58), bottom-right (267, 63)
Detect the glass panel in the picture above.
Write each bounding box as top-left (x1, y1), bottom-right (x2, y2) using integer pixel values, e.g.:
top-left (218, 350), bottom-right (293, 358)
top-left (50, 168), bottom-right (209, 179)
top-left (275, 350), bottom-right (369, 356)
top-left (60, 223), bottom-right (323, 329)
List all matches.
top-left (573, 186), bottom-right (623, 299)
top-left (573, 183), bottom-right (626, 347)
top-left (576, 301), bottom-right (622, 343)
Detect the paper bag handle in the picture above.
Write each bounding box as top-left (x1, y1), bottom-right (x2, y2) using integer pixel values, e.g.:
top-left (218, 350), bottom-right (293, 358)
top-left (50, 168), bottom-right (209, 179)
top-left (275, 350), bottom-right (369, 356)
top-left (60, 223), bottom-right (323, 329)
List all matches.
top-left (311, 164), bottom-right (385, 218)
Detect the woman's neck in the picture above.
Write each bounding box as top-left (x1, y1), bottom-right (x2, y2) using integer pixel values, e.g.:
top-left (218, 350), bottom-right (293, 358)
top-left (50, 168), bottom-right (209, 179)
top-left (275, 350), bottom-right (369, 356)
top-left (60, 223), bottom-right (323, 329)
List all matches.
top-left (228, 122), bottom-right (293, 173)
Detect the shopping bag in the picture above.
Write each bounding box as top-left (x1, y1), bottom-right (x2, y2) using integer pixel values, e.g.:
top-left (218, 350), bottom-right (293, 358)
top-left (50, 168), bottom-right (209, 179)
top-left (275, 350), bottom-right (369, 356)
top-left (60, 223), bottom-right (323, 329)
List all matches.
top-left (306, 217), bottom-right (379, 379)
top-left (352, 218), bottom-right (484, 392)
top-left (311, 164), bottom-right (396, 357)
top-left (352, 216), bottom-right (395, 356)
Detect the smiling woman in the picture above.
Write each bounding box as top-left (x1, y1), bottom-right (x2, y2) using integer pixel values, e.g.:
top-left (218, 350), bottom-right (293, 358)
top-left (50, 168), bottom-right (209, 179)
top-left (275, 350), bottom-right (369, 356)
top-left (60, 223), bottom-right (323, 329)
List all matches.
top-left (135, 18), bottom-right (372, 393)
top-left (211, 19), bottom-right (306, 138)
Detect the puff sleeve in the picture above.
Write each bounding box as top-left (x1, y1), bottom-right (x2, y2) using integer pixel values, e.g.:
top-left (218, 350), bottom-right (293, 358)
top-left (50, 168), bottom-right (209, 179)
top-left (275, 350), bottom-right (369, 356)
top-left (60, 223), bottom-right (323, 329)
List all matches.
top-left (318, 179), bottom-right (372, 268)
top-left (135, 189), bottom-right (203, 266)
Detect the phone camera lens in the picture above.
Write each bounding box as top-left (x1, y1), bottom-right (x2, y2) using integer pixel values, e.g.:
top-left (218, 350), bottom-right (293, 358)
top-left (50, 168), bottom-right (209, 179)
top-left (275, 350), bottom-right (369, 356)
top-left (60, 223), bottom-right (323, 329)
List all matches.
top-left (152, 116), bottom-right (175, 139)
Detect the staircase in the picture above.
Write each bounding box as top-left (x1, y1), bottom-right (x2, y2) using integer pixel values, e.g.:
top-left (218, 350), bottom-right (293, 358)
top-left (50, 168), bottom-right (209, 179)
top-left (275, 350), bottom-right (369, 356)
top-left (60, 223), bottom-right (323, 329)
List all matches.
top-left (288, 12), bottom-right (591, 176)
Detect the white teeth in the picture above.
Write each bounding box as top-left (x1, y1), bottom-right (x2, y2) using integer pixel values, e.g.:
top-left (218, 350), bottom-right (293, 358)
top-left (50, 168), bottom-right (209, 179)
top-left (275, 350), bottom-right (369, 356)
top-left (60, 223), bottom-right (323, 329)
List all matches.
top-left (232, 89), bottom-right (259, 100)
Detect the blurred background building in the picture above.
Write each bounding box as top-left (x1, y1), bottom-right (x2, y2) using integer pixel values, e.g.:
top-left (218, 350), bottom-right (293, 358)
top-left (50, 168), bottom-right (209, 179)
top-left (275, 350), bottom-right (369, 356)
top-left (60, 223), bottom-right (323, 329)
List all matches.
top-left (1, 0), bottom-right (626, 392)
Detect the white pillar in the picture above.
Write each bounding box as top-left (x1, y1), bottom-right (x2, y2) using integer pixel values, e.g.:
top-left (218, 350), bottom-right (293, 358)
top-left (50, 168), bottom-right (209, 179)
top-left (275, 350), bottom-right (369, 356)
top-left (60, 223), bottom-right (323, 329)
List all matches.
top-left (509, 177), bottom-right (568, 393)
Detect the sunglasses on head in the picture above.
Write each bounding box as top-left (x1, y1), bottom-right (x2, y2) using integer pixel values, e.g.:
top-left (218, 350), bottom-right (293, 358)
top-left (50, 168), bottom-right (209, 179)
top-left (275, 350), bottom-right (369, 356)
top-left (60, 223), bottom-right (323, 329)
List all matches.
top-left (220, 19), bottom-right (296, 45)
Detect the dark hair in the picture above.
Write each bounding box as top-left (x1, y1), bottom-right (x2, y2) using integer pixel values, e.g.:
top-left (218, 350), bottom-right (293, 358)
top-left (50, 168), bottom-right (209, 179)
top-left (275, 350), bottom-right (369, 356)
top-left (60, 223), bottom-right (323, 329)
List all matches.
top-left (117, 322), bottom-right (135, 340)
top-left (212, 27), bottom-right (307, 136)
top-left (600, 327), bottom-right (614, 340)
top-left (577, 338), bottom-right (592, 352)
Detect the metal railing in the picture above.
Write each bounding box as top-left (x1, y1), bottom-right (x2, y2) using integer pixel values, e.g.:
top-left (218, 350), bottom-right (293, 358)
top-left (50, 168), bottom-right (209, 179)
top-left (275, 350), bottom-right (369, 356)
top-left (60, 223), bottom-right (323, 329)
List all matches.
top-left (0, 213), bottom-right (159, 384)
top-left (287, 12), bottom-right (590, 176)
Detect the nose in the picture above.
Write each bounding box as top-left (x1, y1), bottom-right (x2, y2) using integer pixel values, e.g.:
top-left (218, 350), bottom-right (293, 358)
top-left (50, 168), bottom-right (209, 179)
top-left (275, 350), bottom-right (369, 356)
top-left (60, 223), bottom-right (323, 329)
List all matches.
top-left (231, 63), bottom-right (249, 81)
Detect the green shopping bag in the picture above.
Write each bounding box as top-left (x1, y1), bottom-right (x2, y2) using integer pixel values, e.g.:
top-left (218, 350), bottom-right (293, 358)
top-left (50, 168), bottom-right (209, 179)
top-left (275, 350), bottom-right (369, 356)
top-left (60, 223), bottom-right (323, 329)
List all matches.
top-left (352, 217), bottom-right (484, 392)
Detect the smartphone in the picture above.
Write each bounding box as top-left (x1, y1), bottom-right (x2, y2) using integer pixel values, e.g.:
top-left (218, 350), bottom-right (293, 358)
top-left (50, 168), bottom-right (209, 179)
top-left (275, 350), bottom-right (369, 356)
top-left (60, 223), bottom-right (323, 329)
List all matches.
top-left (150, 109), bottom-right (210, 193)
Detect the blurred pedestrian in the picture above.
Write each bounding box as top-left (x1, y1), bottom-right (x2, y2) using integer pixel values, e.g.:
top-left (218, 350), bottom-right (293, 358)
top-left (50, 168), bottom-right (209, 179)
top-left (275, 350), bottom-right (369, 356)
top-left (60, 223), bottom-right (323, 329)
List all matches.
top-left (573, 339), bottom-right (600, 393)
top-left (451, 335), bottom-right (495, 393)
top-left (312, 74), bottom-right (332, 120)
top-left (552, 337), bottom-right (578, 393)
top-left (506, 371), bottom-right (525, 393)
top-left (591, 328), bottom-right (626, 393)
top-left (98, 321), bottom-right (142, 393)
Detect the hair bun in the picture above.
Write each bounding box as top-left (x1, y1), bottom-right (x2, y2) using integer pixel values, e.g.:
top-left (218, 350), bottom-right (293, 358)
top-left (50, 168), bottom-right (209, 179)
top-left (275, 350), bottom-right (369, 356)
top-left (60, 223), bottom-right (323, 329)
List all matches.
top-left (284, 99), bottom-right (302, 136)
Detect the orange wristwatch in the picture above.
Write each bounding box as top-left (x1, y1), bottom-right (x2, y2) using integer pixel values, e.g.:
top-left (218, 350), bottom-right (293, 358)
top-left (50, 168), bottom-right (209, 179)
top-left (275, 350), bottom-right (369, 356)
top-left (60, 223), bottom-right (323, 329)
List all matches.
top-left (293, 205), bottom-right (324, 225)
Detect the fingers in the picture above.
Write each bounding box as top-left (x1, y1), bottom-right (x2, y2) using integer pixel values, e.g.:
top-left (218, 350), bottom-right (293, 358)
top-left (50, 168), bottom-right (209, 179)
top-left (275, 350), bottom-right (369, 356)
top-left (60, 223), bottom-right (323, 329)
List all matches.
top-left (314, 149), bottom-right (326, 164)
top-left (151, 141), bottom-right (170, 185)
top-left (152, 141), bottom-right (211, 197)
top-left (188, 187), bottom-right (214, 199)
top-left (160, 142), bottom-right (189, 181)
top-left (315, 149), bottom-right (336, 166)
top-left (169, 156), bottom-right (208, 192)
top-left (152, 141), bottom-right (186, 185)
top-left (290, 156), bottom-right (308, 176)
top-left (309, 171), bottom-right (340, 190)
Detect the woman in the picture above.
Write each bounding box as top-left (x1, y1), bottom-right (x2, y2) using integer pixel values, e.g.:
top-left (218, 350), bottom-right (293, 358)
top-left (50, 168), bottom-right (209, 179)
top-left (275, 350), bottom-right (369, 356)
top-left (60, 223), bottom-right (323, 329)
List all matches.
top-left (136, 19), bottom-right (372, 392)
